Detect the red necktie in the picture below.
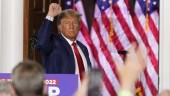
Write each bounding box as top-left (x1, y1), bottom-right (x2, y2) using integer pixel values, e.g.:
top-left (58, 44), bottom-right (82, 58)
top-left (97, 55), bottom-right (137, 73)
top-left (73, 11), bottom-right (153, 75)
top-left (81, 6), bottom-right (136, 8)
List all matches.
top-left (72, 42), bottom-right (85, 80)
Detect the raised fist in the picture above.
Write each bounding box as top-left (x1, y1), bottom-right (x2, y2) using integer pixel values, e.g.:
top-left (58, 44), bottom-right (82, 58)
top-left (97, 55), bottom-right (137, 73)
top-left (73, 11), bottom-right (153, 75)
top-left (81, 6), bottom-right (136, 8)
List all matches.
top-left (47, 3), bottom-right (62, 17)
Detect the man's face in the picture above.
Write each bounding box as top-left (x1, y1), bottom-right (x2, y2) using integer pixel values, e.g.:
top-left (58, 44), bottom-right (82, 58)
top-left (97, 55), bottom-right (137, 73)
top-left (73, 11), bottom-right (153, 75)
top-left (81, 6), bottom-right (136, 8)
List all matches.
top-left (58, 15), bottom-right (80, 41)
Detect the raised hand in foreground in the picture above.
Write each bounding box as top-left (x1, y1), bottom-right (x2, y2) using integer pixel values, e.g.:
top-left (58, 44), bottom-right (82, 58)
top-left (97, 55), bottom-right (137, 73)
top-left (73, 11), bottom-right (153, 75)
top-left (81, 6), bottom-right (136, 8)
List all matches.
top-left (116, 44), bottom-right (147, 95)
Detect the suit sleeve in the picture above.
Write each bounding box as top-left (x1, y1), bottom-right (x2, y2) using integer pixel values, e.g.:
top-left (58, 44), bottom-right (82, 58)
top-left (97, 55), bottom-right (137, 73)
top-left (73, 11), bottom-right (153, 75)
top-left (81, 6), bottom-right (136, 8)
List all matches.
top-left (36, 19), bottom-right (54, 55)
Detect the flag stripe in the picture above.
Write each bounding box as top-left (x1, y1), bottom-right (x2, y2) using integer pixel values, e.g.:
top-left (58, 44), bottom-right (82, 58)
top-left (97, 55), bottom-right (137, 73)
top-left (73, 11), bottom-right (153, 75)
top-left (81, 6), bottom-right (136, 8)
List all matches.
top-left (117, 2), bottom-right (158, 96)
top-left (150, 11), bottom-right (159, 29)
top-left (144, 69), bottom-right (157, 95)
top-left (140, 72), bottom-right (152, 96)
top-left (74, 1), bottom-right (98, 68)
top-left (75, 1), bottom-right (118, 95)
top-left (91, 25), bottom-right (122, 93)
top-left (101, 13), bottom-right (125, 50)
top-left (93, 18), bottom-right (120, 79)
top-left (80, 21), bottom-right (118, 95)
top-left (131, 0), bottom-right (158, 95)
top-left (112, 3), bottom-right (136, 43)
top-left (73, 0), bottom-right (159, 95)
top-left (122, 2), bottom-right (148, 95)
top-left (94, 1), bottom-right (146, 96)
top-left (94, 0), bottom-right (158, 95)
top-left (74, 1), bottom-right (118, 95)
top-left (92, 18), bottom-right (122, 93)
top-left (132, 14), bottom-right (158, 74)
top-left (135, 13), bottom-right (158, 70)
top-left (134, 1), bottom-right (158, 60)
top-left (132, 14), bottom-right (158, 94)
top-left (113, 1), bottom-right (158, 95)
top-left (101, 83), bottom-right (110, 96)
top-left (149, 16), bottom-right (159, 43)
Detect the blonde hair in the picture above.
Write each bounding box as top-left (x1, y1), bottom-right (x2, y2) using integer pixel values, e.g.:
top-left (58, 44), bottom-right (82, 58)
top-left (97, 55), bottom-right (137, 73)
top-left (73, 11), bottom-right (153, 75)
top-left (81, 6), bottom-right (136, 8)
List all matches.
top-left (57, 9), bottom-right (82, 26)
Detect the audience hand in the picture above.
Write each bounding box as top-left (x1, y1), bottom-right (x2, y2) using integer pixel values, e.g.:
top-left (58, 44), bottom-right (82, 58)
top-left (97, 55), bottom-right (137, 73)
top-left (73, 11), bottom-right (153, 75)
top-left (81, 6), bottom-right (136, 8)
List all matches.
top-left (74, 74), bottom-right (89, 96)
top-left (116, 44), bottom-right (147, 91)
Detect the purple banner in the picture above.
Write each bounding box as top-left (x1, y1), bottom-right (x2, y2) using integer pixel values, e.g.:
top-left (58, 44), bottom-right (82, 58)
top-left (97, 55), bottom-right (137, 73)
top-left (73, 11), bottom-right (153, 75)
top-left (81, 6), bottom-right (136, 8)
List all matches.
top-left (0, 73), bottom-right (78, 96)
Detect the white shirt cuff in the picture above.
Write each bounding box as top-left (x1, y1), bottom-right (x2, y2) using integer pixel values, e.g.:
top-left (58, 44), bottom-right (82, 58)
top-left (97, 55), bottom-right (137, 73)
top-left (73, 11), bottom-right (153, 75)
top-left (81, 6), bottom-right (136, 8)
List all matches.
top-left (45, 16), bottom-right (54, 21)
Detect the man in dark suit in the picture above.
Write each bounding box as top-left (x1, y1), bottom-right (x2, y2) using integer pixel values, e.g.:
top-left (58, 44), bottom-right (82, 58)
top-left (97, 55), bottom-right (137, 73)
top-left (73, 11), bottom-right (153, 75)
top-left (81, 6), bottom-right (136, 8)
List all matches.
top-left (36, 3), bottom-right (91, 77)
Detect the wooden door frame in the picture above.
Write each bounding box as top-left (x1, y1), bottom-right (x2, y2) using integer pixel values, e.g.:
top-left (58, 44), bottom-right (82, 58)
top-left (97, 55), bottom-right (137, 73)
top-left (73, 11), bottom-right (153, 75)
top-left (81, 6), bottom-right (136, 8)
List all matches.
top-left (24, 0), bottom-right (29, 59)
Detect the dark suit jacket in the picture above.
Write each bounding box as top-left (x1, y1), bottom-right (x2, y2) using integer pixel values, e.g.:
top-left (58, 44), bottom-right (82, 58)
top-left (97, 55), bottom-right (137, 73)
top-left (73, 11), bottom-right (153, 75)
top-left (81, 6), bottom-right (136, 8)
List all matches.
top-left (36, 19), bottom-right (91, 74)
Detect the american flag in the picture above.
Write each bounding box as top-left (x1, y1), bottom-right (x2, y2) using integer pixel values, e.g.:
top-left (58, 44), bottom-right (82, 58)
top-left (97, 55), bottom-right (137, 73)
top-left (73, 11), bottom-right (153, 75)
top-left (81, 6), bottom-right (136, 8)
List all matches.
top-left (129, 0), bottom-right (159, 95)
top-left (91, 0), bottom-right (139, 95)
top-left (65, 0), bottom-right (159, 95)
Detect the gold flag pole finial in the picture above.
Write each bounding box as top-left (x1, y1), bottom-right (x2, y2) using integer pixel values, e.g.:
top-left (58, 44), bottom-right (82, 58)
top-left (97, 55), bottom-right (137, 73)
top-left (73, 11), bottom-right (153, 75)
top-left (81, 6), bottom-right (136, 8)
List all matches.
top-left (109, 0), bottom-right (114, 43)
top-left (145, 0), bottom-right (149, 32)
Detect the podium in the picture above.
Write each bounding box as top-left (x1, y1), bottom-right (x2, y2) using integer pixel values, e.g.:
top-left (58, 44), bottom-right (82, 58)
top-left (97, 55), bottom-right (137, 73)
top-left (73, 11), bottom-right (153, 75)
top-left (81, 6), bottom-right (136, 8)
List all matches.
top-left (0, 73), bottom-right (78, 96)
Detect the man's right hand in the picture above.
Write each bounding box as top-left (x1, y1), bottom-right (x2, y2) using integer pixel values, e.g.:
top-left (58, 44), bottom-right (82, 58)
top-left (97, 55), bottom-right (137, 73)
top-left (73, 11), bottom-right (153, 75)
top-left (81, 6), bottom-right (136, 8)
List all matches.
top-left (47, 3), bottom-right (62, 17)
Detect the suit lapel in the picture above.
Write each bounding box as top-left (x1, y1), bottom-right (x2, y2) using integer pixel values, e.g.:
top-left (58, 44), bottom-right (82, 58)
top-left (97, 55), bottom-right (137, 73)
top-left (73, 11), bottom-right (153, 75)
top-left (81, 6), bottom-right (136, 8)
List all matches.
top-left (77, 41), bottom-right (88, 61)
top-left (77, 41), bottom-right (85, 55)
top-left (58, 35), bottom-right (75, 69)
top-left (77, 41), bottom-right (91, 67)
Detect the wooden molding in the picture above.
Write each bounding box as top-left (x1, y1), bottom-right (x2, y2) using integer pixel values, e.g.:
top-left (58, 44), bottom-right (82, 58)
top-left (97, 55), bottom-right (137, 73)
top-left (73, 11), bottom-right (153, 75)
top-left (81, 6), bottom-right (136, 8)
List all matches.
top-left (23, 0), bottom-right (29, 59)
